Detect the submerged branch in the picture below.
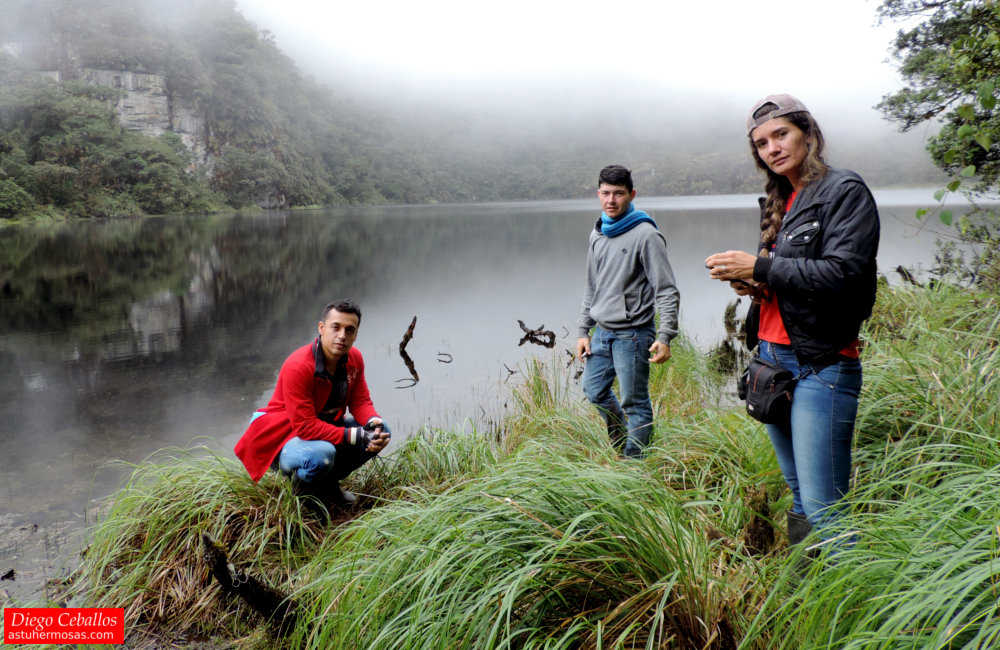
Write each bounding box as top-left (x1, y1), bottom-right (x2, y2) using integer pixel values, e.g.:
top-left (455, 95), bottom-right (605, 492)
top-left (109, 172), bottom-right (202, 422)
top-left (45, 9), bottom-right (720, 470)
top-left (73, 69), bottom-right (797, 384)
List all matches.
top-left (517, 320), bottom-right (556, 348)
top-left (399, 316), bottom-right (417, 352)
top-left (397, 316), bottom-right (419, 387)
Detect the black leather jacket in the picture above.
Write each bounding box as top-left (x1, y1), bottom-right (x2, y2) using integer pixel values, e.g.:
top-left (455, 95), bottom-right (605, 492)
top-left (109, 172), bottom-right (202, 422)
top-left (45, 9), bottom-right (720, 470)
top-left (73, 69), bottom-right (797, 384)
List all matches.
top-left (751, 167), bottom-right (880, 365)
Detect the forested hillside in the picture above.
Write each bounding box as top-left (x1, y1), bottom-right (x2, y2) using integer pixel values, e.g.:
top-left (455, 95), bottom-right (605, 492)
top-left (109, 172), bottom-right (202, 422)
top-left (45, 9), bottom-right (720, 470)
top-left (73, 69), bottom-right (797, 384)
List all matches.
top-left (0, 0), bottom-right (943, 219)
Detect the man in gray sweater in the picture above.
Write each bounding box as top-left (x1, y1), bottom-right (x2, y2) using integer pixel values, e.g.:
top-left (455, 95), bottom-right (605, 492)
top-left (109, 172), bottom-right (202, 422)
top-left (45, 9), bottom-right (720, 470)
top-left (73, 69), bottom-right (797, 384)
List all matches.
top-left (576, 165), bottom-right (680, 458)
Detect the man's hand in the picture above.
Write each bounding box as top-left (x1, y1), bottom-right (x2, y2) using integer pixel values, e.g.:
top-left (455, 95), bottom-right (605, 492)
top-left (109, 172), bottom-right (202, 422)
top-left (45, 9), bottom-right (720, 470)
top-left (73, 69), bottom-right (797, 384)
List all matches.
top-left (576, 337), bottom-right (591, 362)
top-left (364, 417), bottom-right (390, 453)
top-left (649, 341), bottom-right (670, 364)
top-left (365, 430), bottom-right (390, 453)
top-left (345, 422), bottom-right (390, 453)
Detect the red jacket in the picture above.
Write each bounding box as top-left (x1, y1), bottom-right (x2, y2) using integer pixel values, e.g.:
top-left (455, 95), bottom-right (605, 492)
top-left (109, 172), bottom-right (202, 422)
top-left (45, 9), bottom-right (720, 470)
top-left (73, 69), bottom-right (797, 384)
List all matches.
top-left (234, 340), bottom-right (379, 482)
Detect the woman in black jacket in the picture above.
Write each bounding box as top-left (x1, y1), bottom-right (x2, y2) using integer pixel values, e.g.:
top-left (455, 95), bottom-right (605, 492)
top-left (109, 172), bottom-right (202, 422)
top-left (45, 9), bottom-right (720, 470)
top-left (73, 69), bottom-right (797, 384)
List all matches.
top-left (705, 94), bottom-right (880, 547)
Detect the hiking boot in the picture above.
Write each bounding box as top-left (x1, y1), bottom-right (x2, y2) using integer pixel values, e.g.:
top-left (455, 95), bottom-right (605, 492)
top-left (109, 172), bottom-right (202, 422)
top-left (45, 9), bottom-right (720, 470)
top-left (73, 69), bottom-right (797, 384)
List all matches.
top-left (290, 474), bottom-right (330, 522)
top-left (607, 422), bottom-right (627, 454)
top-left (787, 511), bottom-right (813, 547)
top-left (328, 482), bottom-right (357, 507)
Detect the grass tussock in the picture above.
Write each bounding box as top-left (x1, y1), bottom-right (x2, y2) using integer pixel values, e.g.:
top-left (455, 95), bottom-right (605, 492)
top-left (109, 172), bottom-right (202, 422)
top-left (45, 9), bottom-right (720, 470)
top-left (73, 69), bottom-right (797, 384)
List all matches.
top-left (59, 282), bottom-right (1000, 648)
top-left (290, 440), bottom-right (764, 649)
top-left (69, 449), bottom-right (324, 639)
top-left (742, 283), bottom-right (1000, 649)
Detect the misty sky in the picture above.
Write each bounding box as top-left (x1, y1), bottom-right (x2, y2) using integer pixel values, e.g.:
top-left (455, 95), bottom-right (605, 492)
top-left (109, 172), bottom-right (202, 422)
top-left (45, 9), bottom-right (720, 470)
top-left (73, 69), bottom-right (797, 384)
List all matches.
top-left (235, 0), bottom-right (910, 125)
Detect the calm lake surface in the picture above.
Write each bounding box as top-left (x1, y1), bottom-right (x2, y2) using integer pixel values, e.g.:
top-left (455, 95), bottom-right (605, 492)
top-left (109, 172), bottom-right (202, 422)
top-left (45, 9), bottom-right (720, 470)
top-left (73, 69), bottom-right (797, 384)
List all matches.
top-left (0, 188), bottom-right (958, 600)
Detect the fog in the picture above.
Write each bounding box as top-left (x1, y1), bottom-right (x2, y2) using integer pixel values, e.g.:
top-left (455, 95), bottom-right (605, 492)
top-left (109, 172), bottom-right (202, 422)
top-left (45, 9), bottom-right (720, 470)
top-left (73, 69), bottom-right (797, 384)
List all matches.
top-left (234, 0), bottom-right (912, 136)
top-left (1, 0), bottom-right (937, 171)
top-left (0, 0), bottom-right (942, 193)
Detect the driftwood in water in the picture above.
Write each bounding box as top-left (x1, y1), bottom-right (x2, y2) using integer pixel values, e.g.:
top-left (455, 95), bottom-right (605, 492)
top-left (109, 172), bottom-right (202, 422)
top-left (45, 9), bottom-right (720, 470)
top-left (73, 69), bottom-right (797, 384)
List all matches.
top-left (396, 350), bottom-right (418, 388)
top-left (396, 316), bottom-right (419, 388)
top-left (895, 265), bottom-right (921, 287)
top-left (517, 320), bottom-right (556, 348)
top-left (564, 349), bottom-right (584, 380)
top-left (201, 533), bottom-right (296, 637)
top-left (399, 316), bottom-right (417, 352)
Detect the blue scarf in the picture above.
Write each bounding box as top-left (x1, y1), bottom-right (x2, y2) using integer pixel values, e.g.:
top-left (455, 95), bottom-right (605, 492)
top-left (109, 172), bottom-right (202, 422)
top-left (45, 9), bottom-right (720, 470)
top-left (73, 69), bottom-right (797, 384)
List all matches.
top-left (600, 204), bottom-right (657, 237)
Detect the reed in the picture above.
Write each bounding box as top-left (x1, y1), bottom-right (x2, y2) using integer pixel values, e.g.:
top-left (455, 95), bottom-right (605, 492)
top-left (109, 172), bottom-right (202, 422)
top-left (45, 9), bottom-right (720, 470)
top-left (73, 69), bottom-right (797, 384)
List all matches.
top-left (742, 462), bottom-right (1000, 649)
top-left (351, 426), bottom-right (504, 501)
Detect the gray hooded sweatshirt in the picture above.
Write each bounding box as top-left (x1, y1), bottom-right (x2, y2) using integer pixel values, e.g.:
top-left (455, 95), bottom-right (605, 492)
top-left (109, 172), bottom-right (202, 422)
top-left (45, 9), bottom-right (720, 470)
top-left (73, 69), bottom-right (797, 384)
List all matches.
top-left (577, 217), bottom-right (680, 345)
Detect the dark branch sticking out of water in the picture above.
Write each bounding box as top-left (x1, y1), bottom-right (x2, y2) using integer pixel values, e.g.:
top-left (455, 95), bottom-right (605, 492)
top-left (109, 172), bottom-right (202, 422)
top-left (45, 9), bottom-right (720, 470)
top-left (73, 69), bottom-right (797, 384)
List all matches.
top-left (396, 316), bottom-right (420, 388)
top-left (564, 349), bottom-right (584, 380)
top-left (895, 265), bottom-right (922, 287)
top-left (399, 316), bottom-right (417, 352)
top-left (517, 320), bottom-right (556, 348)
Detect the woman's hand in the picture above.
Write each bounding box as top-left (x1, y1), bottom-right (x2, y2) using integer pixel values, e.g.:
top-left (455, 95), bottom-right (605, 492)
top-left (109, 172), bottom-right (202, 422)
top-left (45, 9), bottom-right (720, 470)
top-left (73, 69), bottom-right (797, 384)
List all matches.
top-left (704, 250), bottom-right (757, 282)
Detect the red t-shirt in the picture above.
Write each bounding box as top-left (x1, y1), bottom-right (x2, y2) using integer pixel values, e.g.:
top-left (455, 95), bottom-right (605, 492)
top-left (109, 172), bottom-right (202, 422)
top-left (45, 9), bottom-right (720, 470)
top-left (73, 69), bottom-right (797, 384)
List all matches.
top-left (757, 192), bottom-right (860, 359)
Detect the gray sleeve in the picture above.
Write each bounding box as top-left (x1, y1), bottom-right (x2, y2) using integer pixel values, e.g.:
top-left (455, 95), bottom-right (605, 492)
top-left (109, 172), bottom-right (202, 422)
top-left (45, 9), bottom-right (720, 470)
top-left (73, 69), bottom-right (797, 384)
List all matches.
top-left (642, 231), bottom-right (680, 345)
top-left (576, 243), bottom-right (597, 338)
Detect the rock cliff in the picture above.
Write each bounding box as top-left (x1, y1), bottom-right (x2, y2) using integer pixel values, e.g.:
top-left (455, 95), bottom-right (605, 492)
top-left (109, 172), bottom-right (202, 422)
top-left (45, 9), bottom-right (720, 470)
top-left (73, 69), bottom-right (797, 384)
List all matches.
top-left (3, 41), bottom-right (210, 168)
top-left (80, 68), bottom-right (209, 168)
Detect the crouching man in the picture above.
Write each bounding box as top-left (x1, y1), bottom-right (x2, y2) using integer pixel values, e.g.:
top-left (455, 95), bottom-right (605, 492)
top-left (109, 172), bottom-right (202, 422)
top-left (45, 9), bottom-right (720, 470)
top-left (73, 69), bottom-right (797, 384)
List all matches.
top-left (234, 299), bottom-right (390, 511)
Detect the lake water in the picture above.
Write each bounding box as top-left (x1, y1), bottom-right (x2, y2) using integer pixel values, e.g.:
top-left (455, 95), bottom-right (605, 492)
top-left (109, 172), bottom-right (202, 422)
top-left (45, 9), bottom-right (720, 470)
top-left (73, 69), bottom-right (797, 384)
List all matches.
top-left (0, 188), bottom-right (960, 601)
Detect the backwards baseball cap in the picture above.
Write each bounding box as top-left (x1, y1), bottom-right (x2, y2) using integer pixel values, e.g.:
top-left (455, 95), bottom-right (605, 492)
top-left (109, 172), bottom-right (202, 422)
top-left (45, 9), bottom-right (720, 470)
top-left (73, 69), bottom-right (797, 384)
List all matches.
top-left (746, 94), bottom-right (810, 134)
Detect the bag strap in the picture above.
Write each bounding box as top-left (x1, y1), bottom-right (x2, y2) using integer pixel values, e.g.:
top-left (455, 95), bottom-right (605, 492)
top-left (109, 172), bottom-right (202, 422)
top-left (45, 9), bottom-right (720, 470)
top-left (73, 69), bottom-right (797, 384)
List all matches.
top-left (791, 367), bottom-right (811, 381)
top-left (752, 344), bottom-right (812, 382)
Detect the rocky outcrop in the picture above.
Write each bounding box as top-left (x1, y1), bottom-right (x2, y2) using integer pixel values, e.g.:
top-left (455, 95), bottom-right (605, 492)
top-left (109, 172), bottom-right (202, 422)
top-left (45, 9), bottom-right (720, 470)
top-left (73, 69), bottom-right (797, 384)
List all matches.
top-left (1, 40), bottom-right (301, 208)
top-left (1, 41), bottom-right (210, 168)
top-left (80, 68), bottom-right (209, 167)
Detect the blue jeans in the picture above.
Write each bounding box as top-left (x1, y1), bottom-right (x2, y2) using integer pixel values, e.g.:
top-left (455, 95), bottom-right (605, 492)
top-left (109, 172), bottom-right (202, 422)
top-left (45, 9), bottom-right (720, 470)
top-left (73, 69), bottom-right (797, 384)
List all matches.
top-left (759, 341), bottom-right (862, 537)
top-left (582, 325), bottom-right (655, 458)
top-left (272, 416), bottom-right (388, 484)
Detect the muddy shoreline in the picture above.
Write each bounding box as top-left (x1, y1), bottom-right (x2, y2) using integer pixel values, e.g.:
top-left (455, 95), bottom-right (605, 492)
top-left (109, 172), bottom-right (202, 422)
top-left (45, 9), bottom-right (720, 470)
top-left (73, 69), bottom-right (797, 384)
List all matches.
top-left (0, 512), bottom-right (83, 606)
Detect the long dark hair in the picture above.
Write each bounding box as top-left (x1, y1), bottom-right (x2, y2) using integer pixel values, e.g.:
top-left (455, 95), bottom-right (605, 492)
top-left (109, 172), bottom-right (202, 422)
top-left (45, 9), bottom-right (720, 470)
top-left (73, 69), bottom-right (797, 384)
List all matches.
top-left (748, 108), bottom-right (828, 252)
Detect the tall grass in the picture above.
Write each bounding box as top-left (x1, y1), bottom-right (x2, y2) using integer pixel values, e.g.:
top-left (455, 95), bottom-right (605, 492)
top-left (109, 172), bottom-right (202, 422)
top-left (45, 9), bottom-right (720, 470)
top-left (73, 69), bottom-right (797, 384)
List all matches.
top-left (67, 447), bottom-right (323, 639)
top-left (742, 284), bottom-right (1000, 649)
top-left (743, 462), bottom-right (1000, 649)
top-left (62, 283), bottom-right (1000, 648)
top-left (289, 438), bottom-right (768, 649)
top-left (62, 429), bottom-right (508, 643)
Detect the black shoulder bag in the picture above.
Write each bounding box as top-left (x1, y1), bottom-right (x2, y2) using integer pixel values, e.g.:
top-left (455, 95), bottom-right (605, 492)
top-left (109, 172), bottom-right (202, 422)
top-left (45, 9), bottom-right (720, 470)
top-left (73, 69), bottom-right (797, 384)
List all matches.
top-left (737, 353), bottom-right (798, 426)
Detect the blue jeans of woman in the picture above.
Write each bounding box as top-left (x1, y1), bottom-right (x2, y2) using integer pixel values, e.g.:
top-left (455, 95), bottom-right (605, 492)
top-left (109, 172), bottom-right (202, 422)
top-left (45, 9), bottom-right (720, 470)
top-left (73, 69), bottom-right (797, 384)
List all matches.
top-left (759, 341), bottom-right (862, 538)
top-left (264, 416), bottom-right (388, 484)
top-left (582, 325), bottom-right (655, 458)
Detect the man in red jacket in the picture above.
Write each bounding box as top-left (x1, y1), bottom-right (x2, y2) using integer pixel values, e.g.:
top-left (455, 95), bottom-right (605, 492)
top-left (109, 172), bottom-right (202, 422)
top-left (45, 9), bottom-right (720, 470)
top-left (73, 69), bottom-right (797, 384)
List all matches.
top-left (234, 299), bottom-right (390, 510)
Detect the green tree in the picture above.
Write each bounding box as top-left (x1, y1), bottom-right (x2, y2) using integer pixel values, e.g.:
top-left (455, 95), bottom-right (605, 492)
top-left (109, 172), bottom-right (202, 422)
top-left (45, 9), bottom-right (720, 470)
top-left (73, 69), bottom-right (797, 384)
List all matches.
top-left (877, 0), bottom-right (1000, 288)
top-left (0, 73), bottom-right (220, 218)
top-left (0, 178), bottom-right (34, 217)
